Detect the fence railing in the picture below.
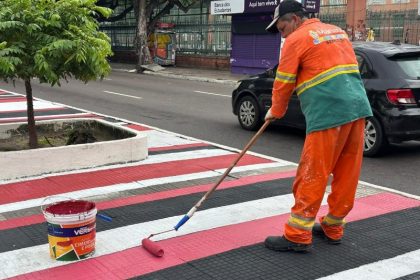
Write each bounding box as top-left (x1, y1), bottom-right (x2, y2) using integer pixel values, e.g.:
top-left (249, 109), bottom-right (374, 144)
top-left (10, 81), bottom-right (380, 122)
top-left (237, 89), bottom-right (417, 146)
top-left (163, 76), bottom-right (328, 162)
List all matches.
top-left (100, 0), bottom-right (420, 57)
top-left (366, 9), bottom-right (420, 44)
top-left (100, 2), bottom-right (232, 57)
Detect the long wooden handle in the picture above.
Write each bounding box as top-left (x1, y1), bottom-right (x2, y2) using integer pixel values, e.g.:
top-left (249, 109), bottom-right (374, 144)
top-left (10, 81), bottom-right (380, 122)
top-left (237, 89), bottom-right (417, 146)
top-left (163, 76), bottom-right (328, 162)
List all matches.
top-left (198, 120), bottom-right (271, 206)
top-left (173, 120), bottom-right (271, 231)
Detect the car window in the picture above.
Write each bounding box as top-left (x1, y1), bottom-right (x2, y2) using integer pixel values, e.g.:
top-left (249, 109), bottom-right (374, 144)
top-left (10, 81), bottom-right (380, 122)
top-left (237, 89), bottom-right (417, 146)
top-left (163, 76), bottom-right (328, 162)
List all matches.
top-left (356, 54), bottom-right (370, 78)
top-left (392, 56), bottom-right (420, 79)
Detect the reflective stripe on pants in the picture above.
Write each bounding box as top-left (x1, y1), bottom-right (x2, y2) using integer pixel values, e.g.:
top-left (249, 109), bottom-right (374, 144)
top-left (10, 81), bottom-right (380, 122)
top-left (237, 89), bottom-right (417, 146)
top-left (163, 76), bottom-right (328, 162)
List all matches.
top-left (284, 118), bottom-right (365, 244)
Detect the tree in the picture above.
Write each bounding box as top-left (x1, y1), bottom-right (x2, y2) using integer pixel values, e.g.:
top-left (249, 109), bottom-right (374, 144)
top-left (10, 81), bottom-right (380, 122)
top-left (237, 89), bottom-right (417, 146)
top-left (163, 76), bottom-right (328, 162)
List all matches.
top-left (0, 0), bottom-right (113, 149)
top-left (97, 0), bottom-right (199, 72)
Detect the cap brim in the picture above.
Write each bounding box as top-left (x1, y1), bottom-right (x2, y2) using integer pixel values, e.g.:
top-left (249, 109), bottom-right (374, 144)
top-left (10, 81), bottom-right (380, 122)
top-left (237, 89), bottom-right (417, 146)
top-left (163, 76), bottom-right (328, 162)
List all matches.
top-left (266, 17), bottom-right (279, 33)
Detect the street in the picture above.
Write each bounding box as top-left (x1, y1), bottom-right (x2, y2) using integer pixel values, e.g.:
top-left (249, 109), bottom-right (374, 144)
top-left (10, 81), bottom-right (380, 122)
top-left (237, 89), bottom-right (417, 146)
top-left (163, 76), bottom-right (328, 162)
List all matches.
top-left (1, 70), bottom-right (419, 196)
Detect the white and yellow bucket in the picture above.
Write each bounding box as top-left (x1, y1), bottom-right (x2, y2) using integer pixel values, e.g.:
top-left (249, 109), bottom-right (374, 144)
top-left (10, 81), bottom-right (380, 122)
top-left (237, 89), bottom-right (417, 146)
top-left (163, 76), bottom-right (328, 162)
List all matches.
top-left (42, 198), bottom-right (97, 261)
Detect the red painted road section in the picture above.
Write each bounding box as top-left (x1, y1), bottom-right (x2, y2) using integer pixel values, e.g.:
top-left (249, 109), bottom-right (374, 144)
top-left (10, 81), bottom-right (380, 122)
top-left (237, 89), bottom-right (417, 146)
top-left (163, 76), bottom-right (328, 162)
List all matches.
top-left (11, 193), bottom-right (420, 280)
top-left (0, 154), bottom-right (272, 204)
top-left (0, 170), bottom-right (296, 230)
top-left (125, 124), bottom-right (153, 131)
top-left (0, 97), bottom-right (27, 103)
top-left (0, 107), bottom-right (67, 114)
top-left (149, 143), bottom-right (211, 153)
top-left (0, 113), bottom-right (100, 123)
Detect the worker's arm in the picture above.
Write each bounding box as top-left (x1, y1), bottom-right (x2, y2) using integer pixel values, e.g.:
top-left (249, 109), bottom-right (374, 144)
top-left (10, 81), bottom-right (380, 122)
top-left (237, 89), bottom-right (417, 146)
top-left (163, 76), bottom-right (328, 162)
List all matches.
top-left (269, 38), bottom-right (300, 119)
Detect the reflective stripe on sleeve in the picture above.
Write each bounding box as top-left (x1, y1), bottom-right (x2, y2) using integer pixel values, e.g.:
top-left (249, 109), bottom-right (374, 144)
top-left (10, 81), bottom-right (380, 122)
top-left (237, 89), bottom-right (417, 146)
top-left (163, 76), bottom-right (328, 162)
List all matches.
top-left (275, 71), bottom-right (297, 84)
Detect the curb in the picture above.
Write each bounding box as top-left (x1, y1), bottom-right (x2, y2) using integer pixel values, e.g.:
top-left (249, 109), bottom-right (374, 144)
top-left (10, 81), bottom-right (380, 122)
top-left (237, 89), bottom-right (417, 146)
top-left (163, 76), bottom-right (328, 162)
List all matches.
top-left (143, 70), bottom-right (239, 85)
top-left (111, 67), bottom-right (239, 86)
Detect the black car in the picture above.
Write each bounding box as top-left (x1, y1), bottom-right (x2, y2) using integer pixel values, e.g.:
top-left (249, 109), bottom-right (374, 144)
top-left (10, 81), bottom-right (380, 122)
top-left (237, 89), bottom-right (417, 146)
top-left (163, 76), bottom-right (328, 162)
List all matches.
top-left (232, 41), bottom-right (420, 157)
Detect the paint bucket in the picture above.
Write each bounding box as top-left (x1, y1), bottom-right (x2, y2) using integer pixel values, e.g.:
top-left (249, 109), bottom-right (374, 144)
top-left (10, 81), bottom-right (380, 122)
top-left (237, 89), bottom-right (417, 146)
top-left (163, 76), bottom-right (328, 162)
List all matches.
top-left (42, 198), bottom-right (97, 261)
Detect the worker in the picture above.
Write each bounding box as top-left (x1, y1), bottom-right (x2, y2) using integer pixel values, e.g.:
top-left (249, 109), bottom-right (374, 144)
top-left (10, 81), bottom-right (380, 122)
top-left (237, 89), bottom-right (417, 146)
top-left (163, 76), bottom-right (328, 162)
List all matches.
top-left (264, 0), bottom-right (373, 252)
top-left (366, 27), bottom-right (375, 42)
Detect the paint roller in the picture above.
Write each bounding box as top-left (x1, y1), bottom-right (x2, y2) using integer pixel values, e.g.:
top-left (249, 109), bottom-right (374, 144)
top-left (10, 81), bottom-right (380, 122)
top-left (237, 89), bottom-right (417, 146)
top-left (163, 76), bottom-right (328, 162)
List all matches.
top-left (141, 120), bottom-right (271, 257)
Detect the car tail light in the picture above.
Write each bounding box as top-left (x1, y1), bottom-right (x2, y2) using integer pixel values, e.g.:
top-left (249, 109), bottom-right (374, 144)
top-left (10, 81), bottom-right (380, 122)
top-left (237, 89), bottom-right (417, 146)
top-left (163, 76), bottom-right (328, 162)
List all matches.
top-left (386, 89), bottom-right (416, 105)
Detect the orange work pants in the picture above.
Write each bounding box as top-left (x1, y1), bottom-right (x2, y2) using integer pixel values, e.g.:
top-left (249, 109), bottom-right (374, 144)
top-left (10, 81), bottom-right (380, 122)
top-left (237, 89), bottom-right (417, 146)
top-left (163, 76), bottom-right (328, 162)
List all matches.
top-left (284, 118), bottom-right (365, 244)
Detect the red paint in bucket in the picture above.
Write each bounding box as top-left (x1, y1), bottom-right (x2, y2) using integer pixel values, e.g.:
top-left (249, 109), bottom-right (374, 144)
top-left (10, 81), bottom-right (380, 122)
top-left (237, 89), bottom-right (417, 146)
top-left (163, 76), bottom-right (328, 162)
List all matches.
top-left (43, 199), bottom-right (97, 261)
top-left (46, 200), bottom-right (95, 215)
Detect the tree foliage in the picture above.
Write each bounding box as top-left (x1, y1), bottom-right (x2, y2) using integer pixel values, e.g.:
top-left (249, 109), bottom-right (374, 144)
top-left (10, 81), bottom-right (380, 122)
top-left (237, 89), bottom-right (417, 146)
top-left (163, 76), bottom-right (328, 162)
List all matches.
top-left (0, 0), bottom-right (113, 86)
top-left (0, 0), bottom-right (114, 148)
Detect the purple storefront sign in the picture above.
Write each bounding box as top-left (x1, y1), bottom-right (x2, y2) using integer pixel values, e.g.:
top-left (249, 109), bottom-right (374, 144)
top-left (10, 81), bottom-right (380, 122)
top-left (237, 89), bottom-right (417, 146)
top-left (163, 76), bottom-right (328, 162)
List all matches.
top-left (303, 0), bottom-right (320, 13)
top-left (244, 0), bottom-right (279, 13)
top-left (244, 0), bottom-right (320, 14)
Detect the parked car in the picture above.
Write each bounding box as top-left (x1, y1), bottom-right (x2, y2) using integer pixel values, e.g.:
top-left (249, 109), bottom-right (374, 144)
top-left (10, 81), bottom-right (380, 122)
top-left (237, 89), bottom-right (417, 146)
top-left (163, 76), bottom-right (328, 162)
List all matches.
top-left (232, 41), bottom-right (420, 157)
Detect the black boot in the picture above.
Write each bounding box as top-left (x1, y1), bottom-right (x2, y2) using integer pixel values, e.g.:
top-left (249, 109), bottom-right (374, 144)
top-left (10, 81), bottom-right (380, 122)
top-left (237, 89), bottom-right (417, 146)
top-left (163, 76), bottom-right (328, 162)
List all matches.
top-left (312, 224), bottom-right (342, 245)
top-left (264, 236), bottom-right (312, 252)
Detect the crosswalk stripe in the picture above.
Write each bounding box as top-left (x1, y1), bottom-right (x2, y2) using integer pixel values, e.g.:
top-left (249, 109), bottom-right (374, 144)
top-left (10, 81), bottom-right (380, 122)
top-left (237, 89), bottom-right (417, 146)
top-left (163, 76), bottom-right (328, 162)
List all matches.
top-left (316, 249), bottom-right (420, 280)
top-left (0, 162), bottom-right (288, 214)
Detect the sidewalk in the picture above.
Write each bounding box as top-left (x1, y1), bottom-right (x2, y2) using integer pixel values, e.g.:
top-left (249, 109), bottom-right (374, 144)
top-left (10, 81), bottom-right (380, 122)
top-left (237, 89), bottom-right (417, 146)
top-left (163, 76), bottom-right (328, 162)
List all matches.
top-left (111, 62), bottom-right (248, 85)
top-left (0, 88), bottom-right (420, 280)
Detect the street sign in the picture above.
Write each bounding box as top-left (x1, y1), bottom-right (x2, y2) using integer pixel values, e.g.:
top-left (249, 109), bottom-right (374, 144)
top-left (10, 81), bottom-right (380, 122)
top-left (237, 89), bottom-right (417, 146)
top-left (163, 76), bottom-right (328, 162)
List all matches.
top-left (244, 0), bottom-right (279, 13)
top-left (303, 0), bottom-right (320, 13)
top-left (210, 0), bottom-right (244, 15)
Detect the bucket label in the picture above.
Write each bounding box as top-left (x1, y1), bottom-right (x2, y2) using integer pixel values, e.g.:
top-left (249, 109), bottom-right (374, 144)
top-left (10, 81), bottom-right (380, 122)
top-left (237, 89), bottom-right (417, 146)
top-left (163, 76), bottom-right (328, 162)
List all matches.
top-left (47, 219), bottom-right (96, 261)
top-left (48, 221), bottom-right (96, 238)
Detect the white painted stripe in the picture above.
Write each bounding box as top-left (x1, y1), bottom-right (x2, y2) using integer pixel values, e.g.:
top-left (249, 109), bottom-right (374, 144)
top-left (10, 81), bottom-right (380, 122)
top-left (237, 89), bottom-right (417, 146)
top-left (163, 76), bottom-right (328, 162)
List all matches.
top-left (194, 90), bottom-right (230, 98)
top-left (0, 100), bottom-right (64, 111)
top-left (103, 90), bottom-right (143, 100)
top-left (146, 130), bottom-right (202, 148)
top-left (316, 250), bottom-right (420, 280)
top-left (0, 162), bottom-right (288, 214)
top-left (360, 181), bottom-right (420, 201)
top-left (0, 193), bottom-right (313, 278)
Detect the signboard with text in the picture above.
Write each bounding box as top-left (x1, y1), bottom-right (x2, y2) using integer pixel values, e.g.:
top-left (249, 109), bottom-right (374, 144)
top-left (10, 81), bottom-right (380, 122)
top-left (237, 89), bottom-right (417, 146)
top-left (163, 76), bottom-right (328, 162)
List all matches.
top-left (304, 0), bottom-right (320, 13)
top-left (212, 0), bottom-right (320, 15)
top-left (210, 1), bottom-right (244, 15)
top-left (244, 0), bottom-right (279, 13)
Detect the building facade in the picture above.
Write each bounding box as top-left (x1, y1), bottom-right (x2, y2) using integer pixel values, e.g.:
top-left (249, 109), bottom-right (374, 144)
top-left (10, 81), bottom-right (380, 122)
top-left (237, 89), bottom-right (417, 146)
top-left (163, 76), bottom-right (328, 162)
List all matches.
top-left (100, 0), bottom-right (420, 74)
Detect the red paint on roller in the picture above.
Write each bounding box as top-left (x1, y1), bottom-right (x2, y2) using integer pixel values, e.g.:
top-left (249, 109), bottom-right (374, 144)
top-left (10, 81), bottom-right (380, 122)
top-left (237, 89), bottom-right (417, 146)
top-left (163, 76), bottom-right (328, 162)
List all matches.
top-left (142, 238), bottom-right (164, 257)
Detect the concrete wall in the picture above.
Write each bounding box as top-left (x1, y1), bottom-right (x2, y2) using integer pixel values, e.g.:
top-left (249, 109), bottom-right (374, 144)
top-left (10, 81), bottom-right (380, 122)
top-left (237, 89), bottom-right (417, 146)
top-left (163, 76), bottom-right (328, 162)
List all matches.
top-left (110, 50), bottom-right (230, 70)
top-left (0, 119), bottom-right (148, 181)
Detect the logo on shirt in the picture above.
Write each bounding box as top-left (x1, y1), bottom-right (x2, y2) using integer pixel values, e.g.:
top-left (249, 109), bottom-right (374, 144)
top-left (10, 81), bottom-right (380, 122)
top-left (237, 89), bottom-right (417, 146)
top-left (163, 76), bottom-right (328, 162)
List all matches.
top-left (309, 30), bottom-right (348, 45)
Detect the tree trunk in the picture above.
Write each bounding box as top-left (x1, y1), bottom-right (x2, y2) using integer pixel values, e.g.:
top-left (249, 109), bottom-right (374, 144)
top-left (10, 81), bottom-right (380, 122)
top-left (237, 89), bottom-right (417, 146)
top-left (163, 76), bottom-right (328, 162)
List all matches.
top-left (135, 0), bottom-right (152, 73)
top-left (24, 79), bottom-right (38, 149)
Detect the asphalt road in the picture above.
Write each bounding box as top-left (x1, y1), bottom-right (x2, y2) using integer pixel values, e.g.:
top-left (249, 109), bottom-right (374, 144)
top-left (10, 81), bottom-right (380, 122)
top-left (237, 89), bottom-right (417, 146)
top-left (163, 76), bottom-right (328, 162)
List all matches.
top-left (1, 70), bottom-right (419, 196)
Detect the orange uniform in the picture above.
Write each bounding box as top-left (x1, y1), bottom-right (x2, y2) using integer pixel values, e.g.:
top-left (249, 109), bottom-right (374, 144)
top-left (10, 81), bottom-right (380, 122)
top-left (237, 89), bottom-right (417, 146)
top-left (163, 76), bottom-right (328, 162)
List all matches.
top-left (271, 19), bottom-right (372, 244)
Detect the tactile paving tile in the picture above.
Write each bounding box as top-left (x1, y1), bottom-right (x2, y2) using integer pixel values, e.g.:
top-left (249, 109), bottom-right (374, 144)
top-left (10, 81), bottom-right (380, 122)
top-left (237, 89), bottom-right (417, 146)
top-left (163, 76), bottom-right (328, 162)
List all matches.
top-left (1, 165), bottom-right (296, 220)
top-left (135, 207), bottom-right (420, 280)
top-left (0, 178), bottom-right (294, 252)
top-left (325, 183), bottom-right (384, 198)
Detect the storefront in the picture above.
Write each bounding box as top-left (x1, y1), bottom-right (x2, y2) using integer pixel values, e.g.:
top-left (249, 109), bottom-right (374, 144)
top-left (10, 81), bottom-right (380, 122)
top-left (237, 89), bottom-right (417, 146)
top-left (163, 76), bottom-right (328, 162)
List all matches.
top-left (211, 0), bottom-right (281, 74)
top-left (211, 0), bottom-right (320, 74)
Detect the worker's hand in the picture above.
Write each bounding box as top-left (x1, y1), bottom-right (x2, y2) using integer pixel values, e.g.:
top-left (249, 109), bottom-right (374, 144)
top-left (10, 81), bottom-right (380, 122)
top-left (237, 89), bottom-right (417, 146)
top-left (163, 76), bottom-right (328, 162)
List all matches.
top-left (265, 108), bottom-right (277, 122)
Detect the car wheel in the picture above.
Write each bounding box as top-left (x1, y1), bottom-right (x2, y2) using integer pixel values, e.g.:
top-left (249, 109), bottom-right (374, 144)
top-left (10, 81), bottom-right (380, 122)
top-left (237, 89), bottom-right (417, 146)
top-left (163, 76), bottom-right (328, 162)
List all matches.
top-left (364, 116), bottom-right (388, 157)
top-left (237, 96), bottom-right (262, 131)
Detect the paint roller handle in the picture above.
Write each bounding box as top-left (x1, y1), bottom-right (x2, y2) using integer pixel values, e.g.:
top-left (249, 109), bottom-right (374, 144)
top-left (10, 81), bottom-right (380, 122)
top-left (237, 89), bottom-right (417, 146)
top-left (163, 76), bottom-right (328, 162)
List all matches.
top-left (196, 120), bottom-right (271, 204)
top-left (173, 120), bottom-right (271, 232)
top-left (174, 207), bottom-right (197, 231)
top-left (174, 215), bottom-right (190, 230)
